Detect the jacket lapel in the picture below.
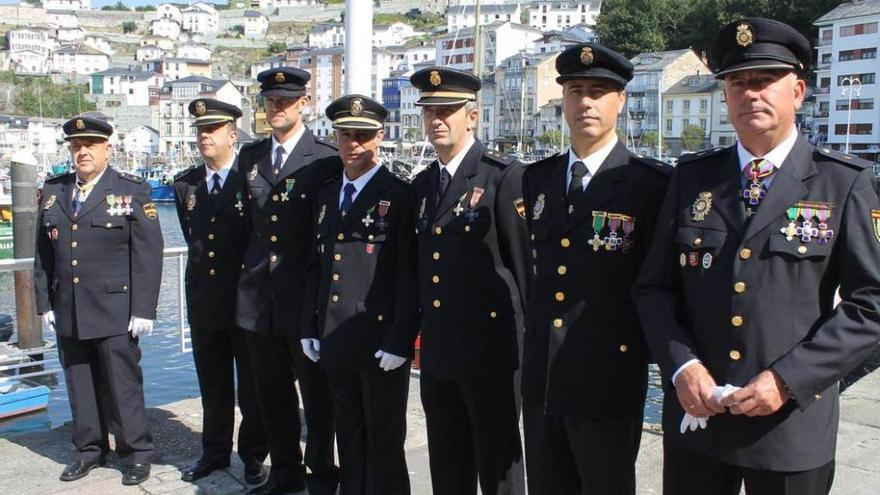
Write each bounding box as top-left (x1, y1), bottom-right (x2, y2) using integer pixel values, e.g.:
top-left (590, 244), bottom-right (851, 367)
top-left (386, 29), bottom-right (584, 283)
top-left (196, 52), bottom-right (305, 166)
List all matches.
top-left (541, 153), bottom-right (568, 233)
top-left (254, 139), bottom-right (276, 185)
top-left (742, 136), bottom-right (815, 243)
top-left (56, 174), bottom-right (76, 221)
top-left (704, 147), bottom-right (747, 235)
top-left (279, 129), bottom-right (316, 182)
top-left (207, 162), bottom-right (240, 216)
top-left (342, 166), bottom-right (389, 229)
top-left (434, 141), bottom-right (482, 220)
top-left (563, 142), bottom-right (629, 234)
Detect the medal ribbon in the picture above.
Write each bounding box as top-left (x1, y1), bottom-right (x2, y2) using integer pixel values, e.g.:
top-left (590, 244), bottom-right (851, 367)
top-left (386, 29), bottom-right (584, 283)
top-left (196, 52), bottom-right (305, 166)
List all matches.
top-left (591, 211), bottom-right (607, 234)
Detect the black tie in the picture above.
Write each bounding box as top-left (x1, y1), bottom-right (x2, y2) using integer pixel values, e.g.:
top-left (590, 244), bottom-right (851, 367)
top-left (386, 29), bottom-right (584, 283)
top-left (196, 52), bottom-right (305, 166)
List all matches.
top-left (439, 168), bottom-right (452, 198)
top-left (340, 182), bottom-right (356, 215)
top-left (72, 180), bottom-right (86, 216)
top-left (210, 173), bottom-right (222, 195)
top-left (568, 161), bottom-right (588, 198)
top-left (273, 146), bottom-right (284, 176)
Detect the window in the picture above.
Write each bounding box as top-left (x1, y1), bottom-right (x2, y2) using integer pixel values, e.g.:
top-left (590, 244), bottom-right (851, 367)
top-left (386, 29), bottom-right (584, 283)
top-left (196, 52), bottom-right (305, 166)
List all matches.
top-left (834, 123), bottom-right (873, 135)
top-left (700, 118), bottom-right (707, 130)
top-left (666, 100), bottom-right (673, 112)
top-left (665, 119), bottom-right (672, 132)
top-left (683, 100), bottom-right (690, 114)
top-left (837, 98), bottom-right (874, 110)
top-left (840, 22), bottom-right (878, 37)
top-left (839, 48), bottom-right (877, 61)
top-left (682, 118), bottom-right (689, 128)
top-left (700, 99), bottom-right (708, 112)
top-left (838, 73), bottom-right (875, 85)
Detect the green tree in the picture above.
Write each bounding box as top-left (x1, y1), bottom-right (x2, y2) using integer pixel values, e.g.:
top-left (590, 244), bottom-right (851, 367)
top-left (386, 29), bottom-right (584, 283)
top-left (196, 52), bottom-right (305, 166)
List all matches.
top-left (135, 5), bottom-right (156, 11)
top-left (640, 131), bottom-right (659, 149)
top-left (14, 79), bottom-right (95, 118)
top-left (101, 1), bottom-right (129, 11)
top-left (267, 42), bottom-right (287, 54)
top-left (680, 124), bottom-right (706, 150)
top-left (538, 129), bottom-right (569, 149)
top-left (230, 25), bottom-right (245, 37)
top-left (122, 21), bottom-right (137, 34)
top-left (594, 0), bottom-right (689, 57)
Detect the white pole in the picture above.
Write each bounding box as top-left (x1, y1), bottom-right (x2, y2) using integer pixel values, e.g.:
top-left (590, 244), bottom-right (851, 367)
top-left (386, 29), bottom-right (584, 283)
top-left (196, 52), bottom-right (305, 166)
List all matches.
top-left (657, 71), bottom-right (663, 158)
top-left (345, 0), bottom-right (372, 96)
top-left (841, 77), bottom-right (861, 155)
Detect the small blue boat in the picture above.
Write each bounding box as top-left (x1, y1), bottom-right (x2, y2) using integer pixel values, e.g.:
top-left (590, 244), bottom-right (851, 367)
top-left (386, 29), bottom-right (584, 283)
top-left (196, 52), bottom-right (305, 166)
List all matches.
top-left (0, 379), bottom-right (50, 420)
top-left (136, 167), bottom-right (176, 202)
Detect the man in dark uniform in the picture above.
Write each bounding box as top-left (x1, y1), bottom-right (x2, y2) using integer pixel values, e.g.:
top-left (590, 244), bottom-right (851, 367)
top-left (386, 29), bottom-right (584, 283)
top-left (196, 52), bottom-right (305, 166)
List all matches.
top-left (173, 99), bottom-right (268, 485)
top-left (521, 43), bottom-right (671, 495)
top-left (236, 67), bottom-right (341, 495)
top-left (633, 18), bottom-right (880, 495)
top-left (301, 94), bottom-right (418, 495)
top-left (409, 67), bottom-right (530, 495)
top-left (33, 114), bottom-right (162, 486)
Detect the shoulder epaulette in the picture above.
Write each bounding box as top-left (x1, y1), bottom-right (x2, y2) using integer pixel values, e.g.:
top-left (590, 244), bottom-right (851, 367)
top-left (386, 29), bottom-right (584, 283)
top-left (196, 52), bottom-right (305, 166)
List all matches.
top-left (118, 171), bottom-right (145, 184)
top-left (526, 152), bottom-right (563, 170)
top-left (632, 154), bottom-right (672, 176)
top-left (239, 137), bottom-right (268, 153)
top-left (389, 168), bottom-right (412, 184)
top-left (677, 147), bottom-right (727, 165)
top-left (174, 165), bottom-right (199, 181)
top-left (816, 147), bottom-right (872, 169)
top-left (315, 136), bottom-right (338, 150)
top-left (483, 149), bottom-right (515, 167)
top-left (45, 171), bottom-right (72, 183)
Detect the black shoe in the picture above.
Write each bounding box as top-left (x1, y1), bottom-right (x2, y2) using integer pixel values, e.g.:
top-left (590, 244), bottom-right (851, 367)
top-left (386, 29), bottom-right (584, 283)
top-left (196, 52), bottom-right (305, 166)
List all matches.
top-left (59, 458), bottom-right (104, 482)
top-left (181, 458), bottom-right (230, 482)
top-left (121, 463), bottom-right (151, 486)
top-left (244, 462), bottom-right (268, 485)
top-left (248, 478), bottom-right (305, 495)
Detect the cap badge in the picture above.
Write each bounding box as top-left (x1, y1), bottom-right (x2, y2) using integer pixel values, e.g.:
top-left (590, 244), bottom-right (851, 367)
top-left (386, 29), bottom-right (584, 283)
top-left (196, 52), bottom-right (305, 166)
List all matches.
top-left (350, 97), bottom-right (364, 117)
top-left (75, 119), bottom-right (85, 130)
top-left (580, 46), bottom-right (594, 65)
top-left (194, 100), bottom-right (207, 116)
top-left (736, 23), bottom-right (754, 48)
top-left (429, 70), bottom-right (442, 87)
top-left (275, 72), bottom-right (285, 83)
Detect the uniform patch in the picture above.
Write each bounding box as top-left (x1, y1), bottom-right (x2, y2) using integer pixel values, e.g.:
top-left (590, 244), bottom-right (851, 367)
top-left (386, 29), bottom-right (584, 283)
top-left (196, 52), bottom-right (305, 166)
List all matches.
top-left (143, 202), bottom-right (158, 219)
top-left (187, 193), bottom-right (196, 211)
top-left (514, 198), bottom-right (526, 219)
top-left (872, 210), bottom-right (880, 243)
top-left (691, 192), bottom-right (713, 222)
top-left (44, 195), bottom-right (56, 209)
top-left (533, 193), bottom-right (546, 220)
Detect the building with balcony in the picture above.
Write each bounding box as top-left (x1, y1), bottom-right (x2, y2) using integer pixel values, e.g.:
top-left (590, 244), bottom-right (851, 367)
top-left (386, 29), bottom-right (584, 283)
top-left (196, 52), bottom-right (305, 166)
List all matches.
top-left (435, 21), bottom-right (542, 72)
top-left (446, 3), bottom-right (521, 31)
top-left (493, 51), bottom-right (562, 153)
top-left (528, 1), bottom-right (601, 31)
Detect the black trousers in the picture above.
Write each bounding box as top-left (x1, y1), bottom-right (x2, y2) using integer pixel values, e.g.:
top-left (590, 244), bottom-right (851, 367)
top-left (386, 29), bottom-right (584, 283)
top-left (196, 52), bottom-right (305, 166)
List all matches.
top-left (57, 333), bottom-right (153, 465)
top-left (245, 331), bottom-right (338, 492)
top-left (420, 370), bottom-right (522, 495)
top-left (663, 438), bottom-right (835, 495)
top-left (523, 402), bottom-right (643, 495)
top-left (190, 326), bottom-right (266, 464)
top-left (328, 365), bottom-right (410, 495)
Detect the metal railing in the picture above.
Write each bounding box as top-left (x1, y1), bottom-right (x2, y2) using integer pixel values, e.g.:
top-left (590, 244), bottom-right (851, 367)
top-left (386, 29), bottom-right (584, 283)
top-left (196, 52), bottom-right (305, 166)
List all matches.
top-left (0, 247), bottom-right (192, 354)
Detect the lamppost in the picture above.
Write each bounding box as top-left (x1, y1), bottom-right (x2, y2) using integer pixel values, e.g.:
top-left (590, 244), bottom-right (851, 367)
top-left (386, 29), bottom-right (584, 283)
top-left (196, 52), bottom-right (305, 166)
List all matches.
top-left (840, 76), bottom-right (861, 155)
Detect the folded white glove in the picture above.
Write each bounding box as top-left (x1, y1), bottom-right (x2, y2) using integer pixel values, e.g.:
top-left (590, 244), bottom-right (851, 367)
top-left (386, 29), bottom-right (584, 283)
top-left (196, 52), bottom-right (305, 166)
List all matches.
top-left (128, 317), bottom-right (153, 337)
top-left (374, 350), bottom-right (407, 371)
top-left (301, 338), bottom-right (320, 362)
top-left (679, 384), bottom-right (741, 434)
top-left (42, 311), bottom-right (56, 332)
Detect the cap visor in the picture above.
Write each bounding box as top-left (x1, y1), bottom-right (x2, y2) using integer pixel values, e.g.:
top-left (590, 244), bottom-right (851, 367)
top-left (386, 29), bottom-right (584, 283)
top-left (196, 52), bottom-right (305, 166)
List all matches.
top-left (415, 97), bottom-right (472, 106)
top-left (714, 60), bottom-right (798, 79)
top-left (260, 88), bottom-right (306, 97)
top-left (556, 68), bottom-right (628, 87)
top-left (64, 133), bottom-right (110, 141)
top-left (191, 117), bottom-right (235, 126)
top-left (332, 117), bottom-right (383, 130)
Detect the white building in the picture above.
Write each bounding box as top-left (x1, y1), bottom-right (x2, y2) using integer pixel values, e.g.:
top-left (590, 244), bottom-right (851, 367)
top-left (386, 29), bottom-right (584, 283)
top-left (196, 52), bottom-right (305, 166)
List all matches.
top-left (136, 45), bottom-right (168, 62)
top-left (533, 24), bottom-right (597, 54)
top-left (46, 10), bottom-right (79, 29)
top-left (307, 22), bottom-right (345, 48)
top-left (256, 0), bottom-right (319, 6)
top-left (400, 73), bottom-right (424, 142)
top-left (156, 76), bottom-right (245, 154)
top-left (7, 27), bottom-right (56, 59)
top-left (82, 34), bottom-right (113, 55)
top-left (90, 68), bottom-right (165, 107)
top-left (156, 3), bottom-right (183, 24)
top-left (244, 10), bottom-right (269, 40)
top-left (182, 3), bottom-right (219, 35)
top-left (157, 57), bottom-right (213, 81)
top-left (387, 44), bottom-right (435, 72)
top-left (140, 36), bottom-right (175, 52)
top-left (528, 1), bottom-right (601, 31)
top-left (123, 125), bottom-right (160, 157)
top-left (43, 0), bottom-right (89, 10)
top-left (0, 116), bottom-right (65, 157)
top-left (56, 26), bottom-right (84, 43)
top-left (10, 49), bottom-right (50, 75)
top-left (249, 54), bottom-right (288, 79)
top-left (446, 3), bottom-right (521, 31)
top-left (493, 51), bottom-right (562, 153)
top-left (814, 0), bottom-right (880, 163)
top-left (176, 42), bottom-right (212, 62)
top-left (660, 74), bottom-right (726, 154)
top-left (151, 17), bottom-right (183, 40)
top-left (373, 22), bottom-right (422, 48)
top-left (435, 21), bottom-right (542, 72)
top-left (51, 44), bottom-right (109, 75)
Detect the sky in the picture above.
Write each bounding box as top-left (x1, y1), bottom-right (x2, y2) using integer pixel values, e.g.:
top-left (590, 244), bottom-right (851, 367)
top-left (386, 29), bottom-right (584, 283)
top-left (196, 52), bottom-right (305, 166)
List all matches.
top-left (0, 1), bottom-right (229, 7)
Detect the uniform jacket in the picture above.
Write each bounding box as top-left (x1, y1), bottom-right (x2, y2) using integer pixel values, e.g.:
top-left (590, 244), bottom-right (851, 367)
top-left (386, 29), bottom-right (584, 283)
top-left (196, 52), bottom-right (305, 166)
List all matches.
top-left (633, 137), bottom-right (880, 471)
top-left (235, 129), bottom-right (340, 335)
top-left (173, 161), bottom-right (247, 331)
top-left (34, 168), bottom-right (163, 340)
top-left (302, 163), bottom-right (419, 370)
top-left (410, 140), bottom-right (531, 380)
top-left (521, 142), bottom-right (670, 419)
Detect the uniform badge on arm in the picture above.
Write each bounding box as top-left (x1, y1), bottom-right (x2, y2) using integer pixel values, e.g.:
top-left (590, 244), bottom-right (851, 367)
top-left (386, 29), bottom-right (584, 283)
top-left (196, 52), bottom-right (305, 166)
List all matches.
top-left (513, 198), bottom-right (526, 219)
top-left (143, 202), bottom-right (158, 220)
top-left (872, 210), bottom-right (880, 243)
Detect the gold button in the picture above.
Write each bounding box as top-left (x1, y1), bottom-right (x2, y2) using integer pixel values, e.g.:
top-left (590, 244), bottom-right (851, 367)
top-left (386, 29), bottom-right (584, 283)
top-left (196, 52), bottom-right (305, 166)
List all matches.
top-left (209, 269), bottom-right (216, 276)
top-left (557, 265), bottom-right (567, 275)
top-left (798, 246), bottom-right (807, 255)
top-left (210, 217), bottom-right (216, 223)
top-left (814, 394), bottom-right (822, 400)
top-left (270, 255), bottom-right (278, 262)
top-left (123, 285), bottom-right (128, 291)
top-left (432, 252), bottom-right (440, 260)
top-left (272, 194), bottom-right (279, 201)
top-left (553, 318), bottom-right (563, 328)
top-left (271, 215), bottom-right (278, 222)
top-left (71, 260), bottom-right (78, 266)
top-left (337, 233), bottom-right (344, 241)
top-left (433, 299), bottom-right (441, 308)
top-left (71, 224), bottom-right (78, 231)
top-left (71, 241), bottom-right (77, 248)
top-left (555, 292), bottom-right (565, 302)
top-left (731, 316), bottom-right (743, 327)
top-left (377, 314), bottom-right (384, 322)
top-left (332, 273), bottom-right (340, 281)
top-left (432, 275), bottom-right (440, 284)
top-left (271, 235), bottom-right (278, 242)
top-left (208, 233), bottom-right (214, 240)
top-left (619, 345), bottom-right (629, 353)
top-left (464, 225), bottom-right (471, 232)
top-left (560, 238), bottom-right (571, 248)
top-left (490, 311), bottom-right (497, 318)
top-left (693, 237), bottom-right (702, 246)
top-left (334, 254), bottom-right (342, 261)
top-left (739, 248), bottom-right (751, 260)
top-left (734, 282), bottom-right (746, 293)
top-left (368, 234), bottom-right (374, 241)
top-left (729, 350), bottom-right (742, 360)
top-left (332, 294), bottom-right (339, 302)
top-left (530, 234), bottom-right (535, 240)
top-left (106, 223), bottom-right (112, 228)
top-left (208, 251), bottom-right (215, 258)
top-left (434, 226), bottom-right (442, 235)
top-left (73, 276), bottom-right (80, 284)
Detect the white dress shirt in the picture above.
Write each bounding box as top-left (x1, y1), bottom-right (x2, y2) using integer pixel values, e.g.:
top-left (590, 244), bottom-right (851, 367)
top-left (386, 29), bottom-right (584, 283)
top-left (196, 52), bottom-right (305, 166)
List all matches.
top-left (566, 136), bottom-right (618, 191)
top-left (204, 157), bottom-right (235, 193)
top-left (339, 162), bottom-right (384, 208)
top-left (73, 165), bottom-right (109, 203)
top-left (438, 136), bottom-right (476, 180)
top-left (271, 125), bottom-right (306, 169)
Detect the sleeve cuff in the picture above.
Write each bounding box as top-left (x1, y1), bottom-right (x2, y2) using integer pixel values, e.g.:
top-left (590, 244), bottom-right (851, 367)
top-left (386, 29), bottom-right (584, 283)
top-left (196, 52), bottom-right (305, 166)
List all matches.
top-left (672, 359), bottom-right (701, 386)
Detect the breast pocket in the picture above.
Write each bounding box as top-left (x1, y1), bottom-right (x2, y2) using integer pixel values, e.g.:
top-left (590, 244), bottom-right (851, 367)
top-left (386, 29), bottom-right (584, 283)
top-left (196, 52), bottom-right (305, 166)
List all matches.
top-left (675, 226), bottom-right (727, 253)
top-left (92, 216), bottom-right (126, 230)
top-left (768, 233), bottom-right (833, 261)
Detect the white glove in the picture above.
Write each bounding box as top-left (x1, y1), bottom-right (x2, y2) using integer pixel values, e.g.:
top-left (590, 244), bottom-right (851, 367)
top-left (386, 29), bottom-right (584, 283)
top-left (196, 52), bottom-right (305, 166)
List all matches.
top-left (128, 317), bottom-right (153, 337)
top-left (680, 384), bottom-right (741, 434)
top-left (374, 350), bottom-right (407, 371)
top-left (301, 338), bottom-right (320, 362)
top-left (41, 311), bottom-right (56, 332)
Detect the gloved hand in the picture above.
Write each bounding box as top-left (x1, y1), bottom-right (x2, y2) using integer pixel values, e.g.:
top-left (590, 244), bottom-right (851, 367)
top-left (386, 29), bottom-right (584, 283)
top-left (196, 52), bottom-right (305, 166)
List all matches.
top-left (128, 317), bottom-right (153, 338)
top-left (374, 350), bottom-right (407, 371)
top-left (680, 384), bottom-right (741, 434)
top-left (301, 338), bottom-right (321, 362)
top-left (41, 311), bottom-right (56, 332)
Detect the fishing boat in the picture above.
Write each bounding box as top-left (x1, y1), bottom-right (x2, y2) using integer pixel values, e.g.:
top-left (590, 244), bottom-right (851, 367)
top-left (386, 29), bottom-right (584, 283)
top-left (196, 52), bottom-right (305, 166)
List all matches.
top-left (0, 181), bottom-right (12, 261)
top-left (0, 378), bottom-right (50, 420)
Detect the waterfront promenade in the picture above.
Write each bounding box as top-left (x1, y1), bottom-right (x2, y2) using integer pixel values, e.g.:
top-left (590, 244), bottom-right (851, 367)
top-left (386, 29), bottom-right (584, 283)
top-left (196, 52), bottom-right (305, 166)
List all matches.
top-left (0, 368), bottom-right (878, 494)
